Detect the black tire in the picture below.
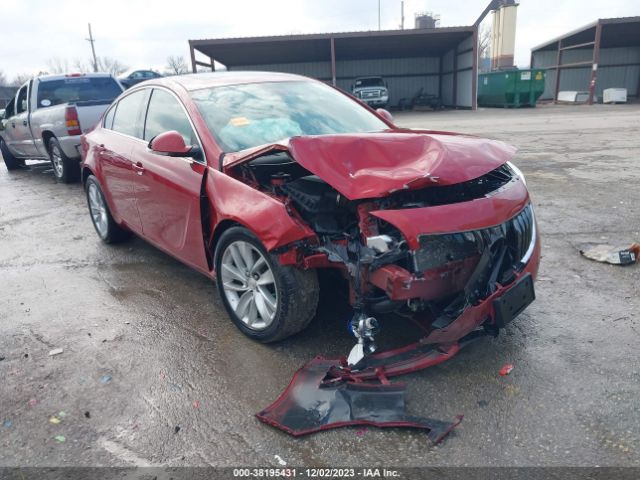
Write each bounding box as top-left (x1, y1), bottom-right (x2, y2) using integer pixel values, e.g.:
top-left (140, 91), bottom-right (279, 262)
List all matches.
top-left (0, 138), bottom-right (23, 171)
top-left (48, 137), bottom-right (79, 183)
top-left (214, 226), bottom-right (319, 343)
top-left (85, 175), bottom-right (131, 244)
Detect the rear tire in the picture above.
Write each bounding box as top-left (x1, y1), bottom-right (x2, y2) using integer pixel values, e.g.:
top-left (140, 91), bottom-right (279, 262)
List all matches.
top-left (85, 175), bottom-right (131, 244)
top-left (0, 138), bottom-right (23, 171)
top-left (214, 226), bottom-right (319, 343)
top-left (48, 137), bottom-right (79, 183)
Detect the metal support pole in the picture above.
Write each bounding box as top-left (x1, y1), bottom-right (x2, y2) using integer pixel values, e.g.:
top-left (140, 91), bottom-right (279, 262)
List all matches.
top-left (378, 0), bottom-right (381, 30)
top-left (189, 44), bottom-right (197, 73)
top-left (553, 40), bottom-right (562, 103)
top-left (588, 21), bottom-right (602, 105)
top-left (400, 1), bottom-right (404, 30)
top-left (330, 38), bottom-right (337, 86)
top-left (472, 28), bottom-right (478, 110)
top-left (452, 46), bottom-right (458, 108)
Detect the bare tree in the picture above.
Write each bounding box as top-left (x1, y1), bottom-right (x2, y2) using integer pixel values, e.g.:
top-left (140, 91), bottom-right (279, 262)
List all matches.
top-left (46, 57), bottom-right (71, 74)
top-left (165, 55), bottom-right (188, 75)
top-left (0, 70), bottom-right (7, 87)
top-left (479, 24), bottom-right (491, 61)
top-left (11, 73), bottom-right (34, 86)
top-left (95, 57), bottom-right (128, 76)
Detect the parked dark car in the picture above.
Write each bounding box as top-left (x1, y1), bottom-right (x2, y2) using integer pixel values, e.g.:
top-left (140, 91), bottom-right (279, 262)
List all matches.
top-left (118, 69), bottom-right (162, 89)
top-left (80, 71), bottom-right (539, 367)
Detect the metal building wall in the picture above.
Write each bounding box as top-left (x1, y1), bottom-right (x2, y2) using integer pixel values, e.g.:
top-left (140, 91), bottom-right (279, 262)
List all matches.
top-left (533, 46), bottom-right (640, 100)
top-left (229, 34), bottom-right (476, 109)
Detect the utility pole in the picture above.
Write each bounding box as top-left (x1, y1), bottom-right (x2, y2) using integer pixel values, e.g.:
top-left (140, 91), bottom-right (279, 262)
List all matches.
top-left (86, 23), bottom-right (98, 72)
top-left (400, 1), bottom-right (405, 29)
top-left (378, 0), bottom-right (381, 30)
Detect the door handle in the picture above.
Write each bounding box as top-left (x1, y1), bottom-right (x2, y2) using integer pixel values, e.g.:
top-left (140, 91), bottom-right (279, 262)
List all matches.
top-left (132, 162), bottom-right (145, 175)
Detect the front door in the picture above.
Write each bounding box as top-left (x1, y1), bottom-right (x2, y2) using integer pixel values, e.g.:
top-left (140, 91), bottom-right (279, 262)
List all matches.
top-left (132, 88), bottom-right (209, 272)
top-left (5, 83), bottom-right (38, 158)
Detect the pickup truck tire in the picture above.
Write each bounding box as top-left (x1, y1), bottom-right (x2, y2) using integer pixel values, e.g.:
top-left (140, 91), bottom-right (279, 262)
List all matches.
top-left (48, 137), bottom-right (79, 183)
top-left (85, 175), bottom-right (132, 244)
top-left (214, 226), bottom-right (319, 343)
top-left (0, 138), bottom-right (23, 171)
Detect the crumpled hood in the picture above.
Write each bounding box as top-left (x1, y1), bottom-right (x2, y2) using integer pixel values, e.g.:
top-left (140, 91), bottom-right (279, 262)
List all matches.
top-left (224, 131), bottom-right (517, 201)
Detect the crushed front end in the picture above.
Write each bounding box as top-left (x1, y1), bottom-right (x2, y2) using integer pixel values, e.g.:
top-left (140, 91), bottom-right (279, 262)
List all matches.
top-left (224, 132), bottom-right (540, 367)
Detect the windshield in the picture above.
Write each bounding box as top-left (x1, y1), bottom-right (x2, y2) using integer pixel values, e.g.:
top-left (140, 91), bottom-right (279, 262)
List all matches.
top-left (36, 77), bottom-right (122, 108)
top-left (190, 80), bottom-right (388, 152)
top-left (355, 78), bottom-right (384, 88)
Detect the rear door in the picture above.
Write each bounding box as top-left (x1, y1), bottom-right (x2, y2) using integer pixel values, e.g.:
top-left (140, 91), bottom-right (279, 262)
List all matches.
top-left (97, 88), bottom-right (148, 233)
top-left (131, 87), bottom-right (209, 272)
top-left (5, 82), bottom-right (38, 157)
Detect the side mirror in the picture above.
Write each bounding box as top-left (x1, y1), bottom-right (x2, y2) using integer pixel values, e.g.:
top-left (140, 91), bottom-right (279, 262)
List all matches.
top-left (376, 108), bottom-right (394, 125)
top-left (149, 130), bottom-right (200, 159)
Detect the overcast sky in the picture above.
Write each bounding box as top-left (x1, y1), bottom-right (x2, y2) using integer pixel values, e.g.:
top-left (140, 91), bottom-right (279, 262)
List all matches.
top-left (1, 0), bottom-right (638, 80)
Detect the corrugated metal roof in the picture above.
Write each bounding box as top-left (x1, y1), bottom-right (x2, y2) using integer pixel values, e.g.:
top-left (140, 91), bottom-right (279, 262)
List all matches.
top-left (532, 16), bottom-right (640, 52)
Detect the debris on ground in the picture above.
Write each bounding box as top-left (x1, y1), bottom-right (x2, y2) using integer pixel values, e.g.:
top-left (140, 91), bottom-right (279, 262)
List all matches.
top-left (174, 426), bottom-right (181, 434)
top-left (28, 398), bottom-right (37, 407)
top-left (3, 419), bottom-right (12, 428)
top-left (100, 375), bottom-right (112, 384)
top-left (580, 243), bottom-right (640, 265)
top-left (356, 427), bottom-right (368, 436)
top-left (192, 400), bottom-right (200, 408)
top-left (499, 364), bottom-right (515, 376)
top-left (49, 416), bottom-right (61, 425)
top-left (274, 454), bottom-right (287, 466)
top-left (257, 357), bottom-right (463, 443)
top-left (53, 435), bottom-right (66, 443)
top-left (48, 348), bottom-right (64, 356)
top-left (84, 411), bottom-right (91, 419)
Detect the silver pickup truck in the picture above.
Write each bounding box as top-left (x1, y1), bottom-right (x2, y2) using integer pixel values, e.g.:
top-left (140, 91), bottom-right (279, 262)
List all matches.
top-left (0, 73), bottom-right (123, 183)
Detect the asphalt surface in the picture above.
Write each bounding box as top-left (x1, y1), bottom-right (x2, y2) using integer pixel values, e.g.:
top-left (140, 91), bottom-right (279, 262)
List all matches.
top-left (0, 104), bottom-right (639, 467)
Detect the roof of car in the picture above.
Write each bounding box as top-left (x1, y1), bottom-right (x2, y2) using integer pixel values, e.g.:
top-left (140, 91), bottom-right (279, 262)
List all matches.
top-left (153, 71), bottom-right (315, 92)
top-left (36, 73), bottom-right (115, 82)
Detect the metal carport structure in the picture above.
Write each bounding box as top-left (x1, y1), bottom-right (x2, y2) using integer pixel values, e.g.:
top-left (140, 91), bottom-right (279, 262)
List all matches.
top-left (531, 16), bottom-right (640, 104)
top-left (188, 26), bottom-right (478, 109)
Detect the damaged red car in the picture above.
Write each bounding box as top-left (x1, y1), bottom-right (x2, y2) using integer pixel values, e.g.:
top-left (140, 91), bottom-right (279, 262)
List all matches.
top-left (81, 72), bottom-right (540, 367)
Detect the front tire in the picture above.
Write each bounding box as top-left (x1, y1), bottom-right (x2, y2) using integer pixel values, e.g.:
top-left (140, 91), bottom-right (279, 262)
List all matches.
top-left (215, 226), bottom-right (319, 343)
top-left (85, 175), bottom-right (131, 244)
top-left (48, 137), bottom-right (79, 183)
top-left (0, 138), bottom-right (23, 171)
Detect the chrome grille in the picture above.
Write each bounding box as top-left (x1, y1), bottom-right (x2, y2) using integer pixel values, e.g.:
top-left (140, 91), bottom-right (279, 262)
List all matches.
top-left (414, 204), bottom-right (535, 273)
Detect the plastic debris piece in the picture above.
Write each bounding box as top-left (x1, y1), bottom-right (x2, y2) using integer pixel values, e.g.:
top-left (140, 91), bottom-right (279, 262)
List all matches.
top-left (84, 411), bottom-right (91, 419)
top-left (48, 348), bottom-right (64, 356)
top-left (58, 411), bottom-right (67, 418)
top-left (3, 419), bottom-right (12, 428)
top-left (499, 364), bottom-right (514, 376)
top-left (100, 375), bottom-right (112, 384)
top-left (174, 426), bottom-right (181, 434)
top-left (49, 417), bottom-right (61, 425)
top-left (28, 398), bottom-right (37, 407)
top-left (274, 454), bottom-right (287, 466)
top-left (54, 435), bottom-right (66, 443)
top-left (580, 243), bottom-right (640, 265)
top-left (192, 400), bottom-right (200, 409)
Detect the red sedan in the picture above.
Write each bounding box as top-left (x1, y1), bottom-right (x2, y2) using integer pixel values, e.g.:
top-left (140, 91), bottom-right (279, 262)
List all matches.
top-left (81, 72), bottom-right (539, 366)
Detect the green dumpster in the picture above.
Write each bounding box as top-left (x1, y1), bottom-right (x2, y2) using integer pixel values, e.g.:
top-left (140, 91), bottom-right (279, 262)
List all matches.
top-left (477, 69), bottom-right (546, 108)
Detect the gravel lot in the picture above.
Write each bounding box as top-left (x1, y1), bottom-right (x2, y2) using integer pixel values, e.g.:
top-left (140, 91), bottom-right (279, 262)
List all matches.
top-left (1, 104), bottom-right (639, 468)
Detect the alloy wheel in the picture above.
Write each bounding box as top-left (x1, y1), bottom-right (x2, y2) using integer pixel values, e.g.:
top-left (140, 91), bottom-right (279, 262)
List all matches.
top-left (220, 241), bottom-right (278, 330)
top-left (87, 183), bottom-right (108, 238)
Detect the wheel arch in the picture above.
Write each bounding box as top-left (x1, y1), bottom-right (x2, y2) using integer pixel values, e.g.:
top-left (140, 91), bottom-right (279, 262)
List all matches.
top-left (41, 130), bottom-right (56, 152)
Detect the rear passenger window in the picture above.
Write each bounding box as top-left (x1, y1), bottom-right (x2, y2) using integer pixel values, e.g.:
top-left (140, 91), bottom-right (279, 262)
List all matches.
top-left (103, 105), bottom-right (116, 129)
top-left (144, 89), bottom-right (196, 145)
top-left (112, 90), bottom-right (146, 138)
